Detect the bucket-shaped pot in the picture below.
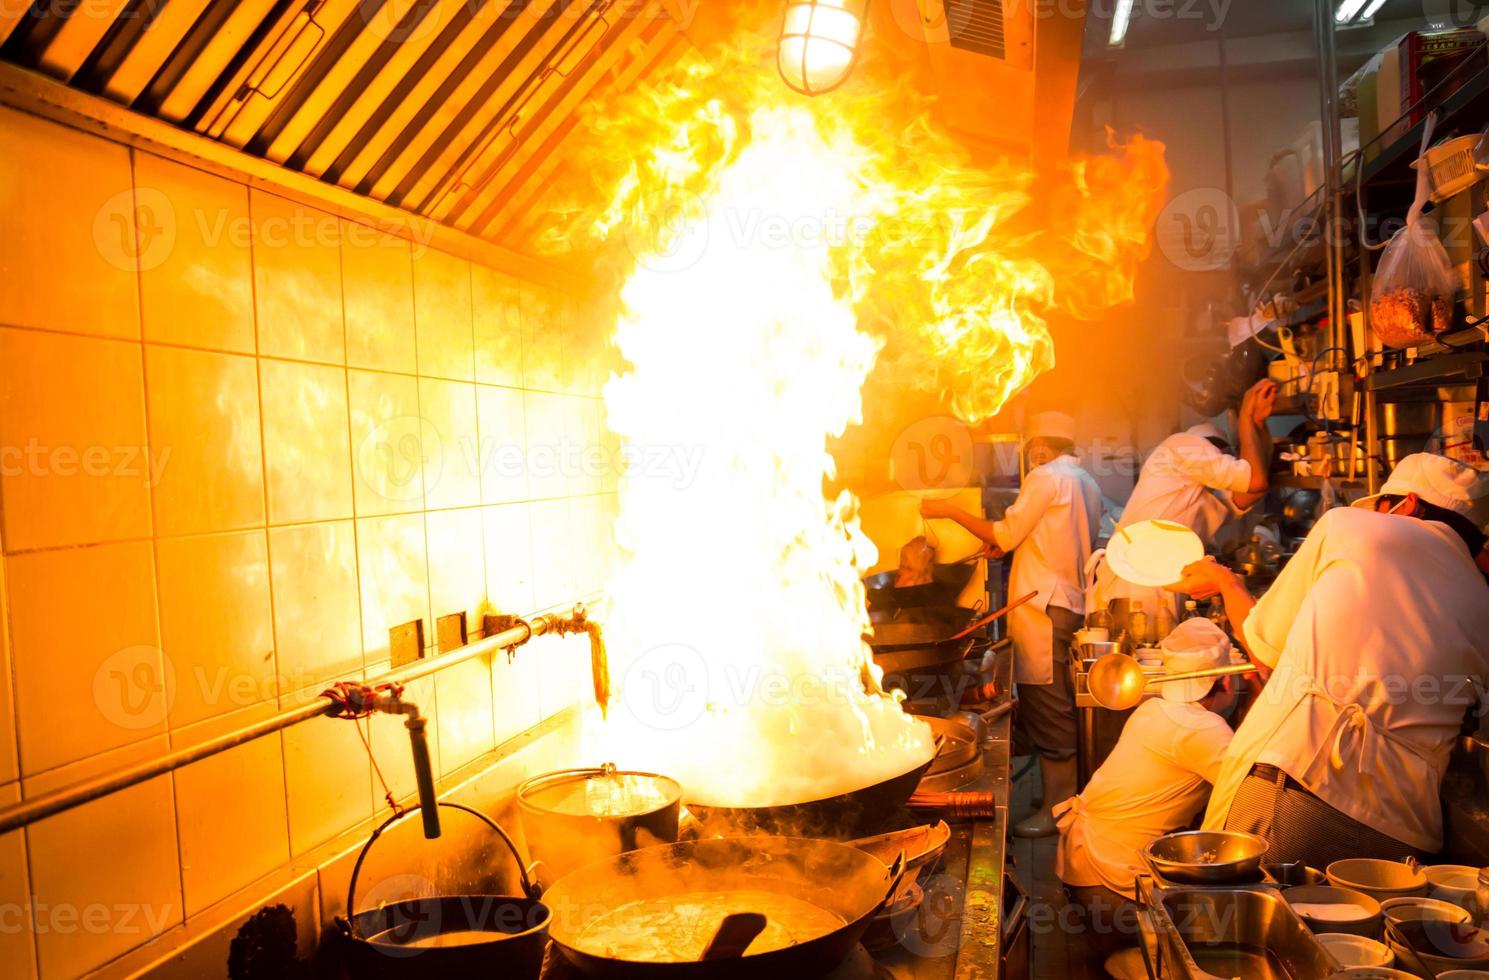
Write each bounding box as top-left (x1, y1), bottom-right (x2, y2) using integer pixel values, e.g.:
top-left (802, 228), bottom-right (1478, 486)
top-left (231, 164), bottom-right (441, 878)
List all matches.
top-left (518, 765), bottom-right (681, 887)
top-left (337, 802), bottom-right (549, 980)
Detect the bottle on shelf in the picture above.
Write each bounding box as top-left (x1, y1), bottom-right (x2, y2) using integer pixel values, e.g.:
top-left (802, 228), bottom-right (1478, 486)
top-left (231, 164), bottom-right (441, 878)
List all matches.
top-left (1183, 599), bottom-right (1201, 620)
top-left (1128, 601), bottom-right (1149, 649)
top-left (1154, 602), bottom-right (1176, 643)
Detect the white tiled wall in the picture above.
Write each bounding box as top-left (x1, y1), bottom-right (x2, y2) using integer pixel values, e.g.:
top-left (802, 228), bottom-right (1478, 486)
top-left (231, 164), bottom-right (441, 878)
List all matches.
top-left (0, 105), bottom-right (617, 977)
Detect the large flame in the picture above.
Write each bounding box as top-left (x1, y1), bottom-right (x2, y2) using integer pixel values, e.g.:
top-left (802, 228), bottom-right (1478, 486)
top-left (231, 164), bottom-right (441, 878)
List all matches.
top-left (553, 22), bottom-right (1167, 807)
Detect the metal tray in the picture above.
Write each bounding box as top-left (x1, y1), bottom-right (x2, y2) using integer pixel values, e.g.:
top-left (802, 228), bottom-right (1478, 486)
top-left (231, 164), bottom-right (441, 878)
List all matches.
top-left (1140, 880), bottom-right (1339, 980)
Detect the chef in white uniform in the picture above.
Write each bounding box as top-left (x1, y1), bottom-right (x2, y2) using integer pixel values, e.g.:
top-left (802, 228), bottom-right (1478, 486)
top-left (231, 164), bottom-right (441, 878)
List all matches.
top-left (1054, 619), bottom-right (1236, 960)
top-left (1169, 453), bottom-right (1489, 867)
top-left (921, 411), bottom-right (1101, 837)
top-left (1092, 378), bottom-right (1278, 622)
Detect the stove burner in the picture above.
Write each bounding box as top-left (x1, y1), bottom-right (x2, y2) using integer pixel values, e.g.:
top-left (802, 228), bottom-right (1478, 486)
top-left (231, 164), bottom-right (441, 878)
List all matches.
top-left (915, 749), bottom-right (984, 793)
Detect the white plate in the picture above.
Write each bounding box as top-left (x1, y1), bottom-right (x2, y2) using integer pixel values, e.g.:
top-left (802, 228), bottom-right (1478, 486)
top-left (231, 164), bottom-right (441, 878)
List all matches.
top-left (1106, 519), bottom-right (1205, 588)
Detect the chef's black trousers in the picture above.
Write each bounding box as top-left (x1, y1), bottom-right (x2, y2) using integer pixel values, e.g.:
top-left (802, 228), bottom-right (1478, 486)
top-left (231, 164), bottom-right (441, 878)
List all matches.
top-left (1225, 763), bottom-right (1423, 869)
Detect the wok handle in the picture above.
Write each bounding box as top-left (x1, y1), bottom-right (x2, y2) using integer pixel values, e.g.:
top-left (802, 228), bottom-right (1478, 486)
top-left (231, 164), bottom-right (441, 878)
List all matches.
top-left (948, 591), bottom-right (1040, 641)
top-left (869, 852), bottom-right (909, 920)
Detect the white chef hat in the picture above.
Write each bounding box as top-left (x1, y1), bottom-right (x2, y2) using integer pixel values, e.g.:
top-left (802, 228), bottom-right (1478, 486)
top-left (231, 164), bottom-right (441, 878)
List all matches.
top-left (1352, 453), bottom-right (1489, 528)
top-left (1028, 411), bottom-right (1076, 444)
top-left (1158, 618), bottom-right (1231, 703)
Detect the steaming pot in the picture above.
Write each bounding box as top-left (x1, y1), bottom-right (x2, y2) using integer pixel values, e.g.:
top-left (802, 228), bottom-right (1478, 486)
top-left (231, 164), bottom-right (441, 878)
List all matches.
top-left (517, 765), bottom-right (682, 886)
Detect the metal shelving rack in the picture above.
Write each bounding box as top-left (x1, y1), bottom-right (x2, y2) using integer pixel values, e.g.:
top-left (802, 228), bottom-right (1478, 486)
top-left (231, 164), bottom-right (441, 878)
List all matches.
top-left (1246, 6), bottom-right (1489, 492)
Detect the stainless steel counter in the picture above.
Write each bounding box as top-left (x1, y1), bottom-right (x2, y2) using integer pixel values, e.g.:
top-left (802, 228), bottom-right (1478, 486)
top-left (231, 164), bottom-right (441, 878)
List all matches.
top-left (872, 646), bottom-right (1017, 979)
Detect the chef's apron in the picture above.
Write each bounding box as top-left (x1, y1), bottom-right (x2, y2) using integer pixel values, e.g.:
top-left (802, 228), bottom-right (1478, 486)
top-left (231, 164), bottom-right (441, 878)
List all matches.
top-left (1008, 581), bottom-right (1057, 686)
top-left (1203, 658), bottom-right (1448, 852)
top-left (1052, 796), bottom-right (1144, 899)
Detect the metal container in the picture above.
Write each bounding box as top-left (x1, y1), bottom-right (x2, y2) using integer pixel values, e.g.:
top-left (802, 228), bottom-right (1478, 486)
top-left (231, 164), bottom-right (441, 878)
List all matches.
top-left (1148, 885), bottom-right (1338, 980)
top-left (1144, 830), bottom-right (1268, 885)
top-left (1264, 862), bottom-right (1327, 887)
top-left (1282, 883), bottom-right (1383, 937)
top-left (517, 766), bottom-right (682, 887)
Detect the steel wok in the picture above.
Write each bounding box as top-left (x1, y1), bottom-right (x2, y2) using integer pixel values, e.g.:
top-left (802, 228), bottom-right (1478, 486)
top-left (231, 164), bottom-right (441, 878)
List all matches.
top-left (683, 752), bottom-right (934, 838)
top-left (544, 835), bottom-right (902, 979)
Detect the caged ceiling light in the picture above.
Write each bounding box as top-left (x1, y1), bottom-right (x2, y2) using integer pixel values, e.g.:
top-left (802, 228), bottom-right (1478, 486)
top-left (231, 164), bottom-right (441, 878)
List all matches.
top-left (777, 0), bottom-right (868, 96)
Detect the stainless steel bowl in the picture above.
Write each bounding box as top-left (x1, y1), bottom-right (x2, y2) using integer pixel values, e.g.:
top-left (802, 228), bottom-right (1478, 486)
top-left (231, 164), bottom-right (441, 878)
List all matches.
top-left (1144, 830), bottom-right (1269, 885)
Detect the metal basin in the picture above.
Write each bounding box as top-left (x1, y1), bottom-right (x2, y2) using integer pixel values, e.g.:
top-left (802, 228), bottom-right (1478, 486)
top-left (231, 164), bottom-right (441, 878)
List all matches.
top-left (1145, 830), bottom-right (1268, 885)
top-left (1151, 886), bottom-right (1339, 980)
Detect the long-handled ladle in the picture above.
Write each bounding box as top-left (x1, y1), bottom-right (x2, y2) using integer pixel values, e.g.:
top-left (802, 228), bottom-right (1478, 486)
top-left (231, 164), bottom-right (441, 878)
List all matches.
top-left (1086, 652), bottom-right (1261, 711)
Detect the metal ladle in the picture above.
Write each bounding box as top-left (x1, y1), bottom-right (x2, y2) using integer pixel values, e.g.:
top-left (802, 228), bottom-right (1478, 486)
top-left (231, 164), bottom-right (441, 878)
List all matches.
top-left (1086, 652), bottom-right (1260, 710)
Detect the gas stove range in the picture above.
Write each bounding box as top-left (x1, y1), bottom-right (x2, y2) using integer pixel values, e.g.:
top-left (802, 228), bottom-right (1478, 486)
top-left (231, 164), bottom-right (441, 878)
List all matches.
top-left (539, 651), bottom-right (1018, 980)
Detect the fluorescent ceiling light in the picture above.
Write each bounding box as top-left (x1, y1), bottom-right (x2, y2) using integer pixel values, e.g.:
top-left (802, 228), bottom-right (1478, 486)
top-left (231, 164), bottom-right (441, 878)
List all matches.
top-left (1335, 0), bottom-right (1370, 22)
top-left (1357, 0), bottom-right (1389, 19)
top-left (1109, 0), bottom-right (1133, 46)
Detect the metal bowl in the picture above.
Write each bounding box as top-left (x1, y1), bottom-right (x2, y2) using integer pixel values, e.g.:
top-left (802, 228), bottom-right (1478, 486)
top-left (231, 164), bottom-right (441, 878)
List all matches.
top-left (1144, 830), bottom-right (1269, 885)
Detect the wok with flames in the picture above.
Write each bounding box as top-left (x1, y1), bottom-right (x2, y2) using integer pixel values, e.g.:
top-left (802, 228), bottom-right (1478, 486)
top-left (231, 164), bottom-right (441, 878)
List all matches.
top-left (681, 749), bottom-right (935, 838)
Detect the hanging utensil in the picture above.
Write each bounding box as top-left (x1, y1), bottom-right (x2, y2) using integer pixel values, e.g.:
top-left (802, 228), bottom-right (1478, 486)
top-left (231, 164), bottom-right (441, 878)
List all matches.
top-left (946, 590), bottom-right (1039, 641)
top-left (1086, 652), bottom-right (1259, 711)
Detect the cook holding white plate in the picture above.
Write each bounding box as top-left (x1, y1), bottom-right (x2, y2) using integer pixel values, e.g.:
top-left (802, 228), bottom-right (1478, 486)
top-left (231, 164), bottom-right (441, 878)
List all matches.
top-left (1166, 453), bottom-right (1489, 868)
top-left (1090, 378), bottom-right (1279, 625)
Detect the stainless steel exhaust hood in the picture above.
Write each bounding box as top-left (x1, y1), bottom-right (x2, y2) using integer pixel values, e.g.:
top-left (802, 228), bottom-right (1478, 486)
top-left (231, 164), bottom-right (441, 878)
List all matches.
top-left (0, 0), bottom-right (1086, 257)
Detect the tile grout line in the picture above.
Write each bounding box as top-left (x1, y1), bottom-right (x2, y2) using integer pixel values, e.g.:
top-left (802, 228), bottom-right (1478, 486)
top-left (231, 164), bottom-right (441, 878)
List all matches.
top-left (0, 490), bottom-right (618, 561)
top-left (464, 254), bottom-right (499, 757)
top-left (0, 321), bottom-right (600, 398)
top-left (342, 226), bottom-right (378, 825)
top-left (251, 184), bottom-right (300, 872)
top-left (405, 237), bottom-right (442, 782)
top-left (129, 141), bottom-right (191, 947)
top-left (0, 345), bottom-right (38, 980)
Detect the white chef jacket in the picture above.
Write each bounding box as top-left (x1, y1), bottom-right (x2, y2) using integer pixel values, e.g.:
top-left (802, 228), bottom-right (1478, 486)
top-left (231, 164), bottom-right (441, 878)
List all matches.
top-left (992, 455), bottom-right (1102, 685)
top-left (1093, 427), bottom-right (1255, 618)
top-left (1055, 698), bottom-right (1233, 898)
top-left (1203, 506), bottom-right (1489, 852)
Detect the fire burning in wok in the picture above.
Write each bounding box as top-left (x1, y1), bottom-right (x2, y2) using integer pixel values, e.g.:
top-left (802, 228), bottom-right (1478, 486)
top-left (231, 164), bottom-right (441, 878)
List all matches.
top-left (550, 14), bottom-right (1167, 809)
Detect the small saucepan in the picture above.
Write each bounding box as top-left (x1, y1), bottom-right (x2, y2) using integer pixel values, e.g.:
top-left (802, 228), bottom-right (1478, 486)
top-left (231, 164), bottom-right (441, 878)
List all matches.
top-left (336, 802), bottom-right (549, 980)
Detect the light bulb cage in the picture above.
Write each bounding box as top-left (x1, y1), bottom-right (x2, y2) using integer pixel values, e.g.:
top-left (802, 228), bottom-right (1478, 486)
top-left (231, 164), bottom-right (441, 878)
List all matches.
top-left (777, 0), bottom-right (869, 97)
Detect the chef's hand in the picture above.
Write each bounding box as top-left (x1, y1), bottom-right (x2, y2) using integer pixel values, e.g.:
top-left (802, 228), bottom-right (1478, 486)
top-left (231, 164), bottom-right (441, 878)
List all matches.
top-left (1166, 556), bottom-right (1234, 599)
top-left (1242, 378), bottom-right (1279, 424)
top-left (920, 499), bottom-right (958, 520)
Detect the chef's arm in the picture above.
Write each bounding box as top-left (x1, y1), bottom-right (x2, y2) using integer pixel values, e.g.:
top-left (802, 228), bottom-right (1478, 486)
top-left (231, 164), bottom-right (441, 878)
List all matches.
top-left (1231, 418), bottom-right (1273, 511)
top-left (1232, 380), bottom-right (1278, 510)
top-left (920, 502), bottom-right (1000, 546)
top-left (1167, 559), bottom-right (1272, 681)
top-left (923, 476), bottom-right (1053, 554)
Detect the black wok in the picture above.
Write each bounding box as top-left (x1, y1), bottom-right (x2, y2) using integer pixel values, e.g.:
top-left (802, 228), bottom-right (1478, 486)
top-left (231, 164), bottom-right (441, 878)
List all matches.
top-left (866, 605), bottom-right (978, 644)
top-left (863, 561), bottom-right (979, 611)
top-left (544, 835), bottom-right (903, 979)
top-left (866, 606), bottom-right (981, 673)
top-left (683, 753), bottom-right (934, 838)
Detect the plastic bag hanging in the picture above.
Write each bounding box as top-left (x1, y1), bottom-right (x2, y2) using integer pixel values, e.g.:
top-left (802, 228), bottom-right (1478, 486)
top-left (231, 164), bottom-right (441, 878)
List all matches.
top-left (1370, 113), bottom-right (1461, 348)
